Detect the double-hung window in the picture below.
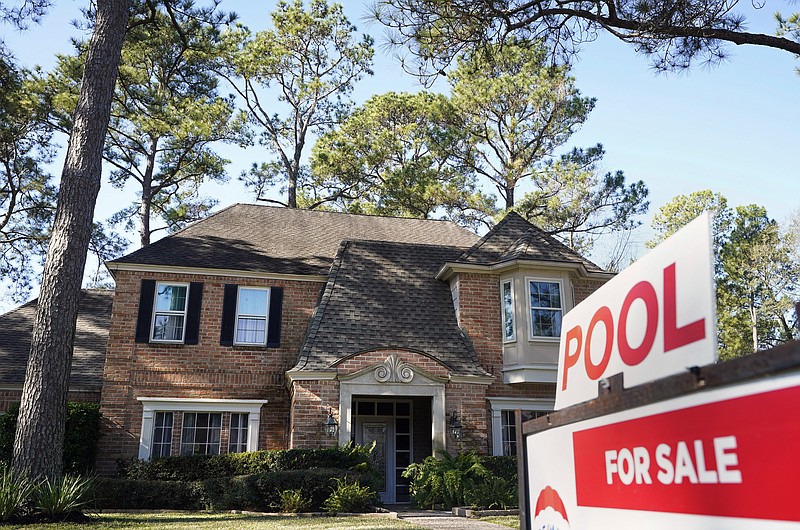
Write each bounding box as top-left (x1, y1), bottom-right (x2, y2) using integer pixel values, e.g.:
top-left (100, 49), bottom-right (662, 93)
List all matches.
top-left (235, 287), bottom-right (270, 345)
top-left (528, 279), bottom-right (564, 338)
top-left (501, 279), bottom-right (515, 342)
top-left (151, 283), bottom-right (189, 342)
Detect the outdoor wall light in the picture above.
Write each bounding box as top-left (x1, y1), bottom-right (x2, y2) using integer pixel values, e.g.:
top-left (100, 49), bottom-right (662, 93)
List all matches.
top-left (324, 408), bottom-right (338, 437)
top-left (449, 410), bottom-right (463, 441)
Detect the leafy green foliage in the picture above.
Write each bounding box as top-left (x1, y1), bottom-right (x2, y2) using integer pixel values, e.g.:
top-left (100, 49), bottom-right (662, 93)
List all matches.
top-left (0, 463), bottom-right (37, 521)
top-left (311, 91), bottom-right (495, 229)
top-left (402, 451), bottom-right (489, 509)
top-left (649, 192), bottom-right (799, 358)
top-left (121, 444), bottom-right (374, 481)
top-left (465, 475), bottom-right (517, 510)
top-left (40, 3), bottom-right (244, 247)
top-left (373, 0), bottom-right (800, 78)
top-left (323, 477), bottom-right (378, 513)
top-left (276, 488), bottom-right (311, 513)
top-left (448, 41), bottom-right (648, 252)
top-left (94, 468), bottom-right (378, 512)
top-left (35, 474), bottom-right (95, 519)
top-left (0, 402), bottom-right (101, 474)
top-left (0, 56), bottom-right (57, 301)
top-left (218, 0), bottom-right (374, 208)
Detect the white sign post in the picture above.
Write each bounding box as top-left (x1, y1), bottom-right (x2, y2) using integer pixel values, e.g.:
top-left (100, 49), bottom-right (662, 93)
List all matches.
top-left (555, 213), bottom-right (716, 409)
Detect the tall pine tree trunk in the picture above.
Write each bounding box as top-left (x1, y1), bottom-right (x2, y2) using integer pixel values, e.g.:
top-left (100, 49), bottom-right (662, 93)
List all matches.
top-left (12, 0), bottom-right (131, 481)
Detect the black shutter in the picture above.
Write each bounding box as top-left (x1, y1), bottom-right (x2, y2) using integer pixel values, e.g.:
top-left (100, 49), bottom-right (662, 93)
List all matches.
top-left (184, 282), bottom-right (203, 345)
top-left (266, 287), bottom-right (283, 348)
top-left (135, 279), bottom-right (156, 343)
top-left (220, 284), bottom-right (238, 346)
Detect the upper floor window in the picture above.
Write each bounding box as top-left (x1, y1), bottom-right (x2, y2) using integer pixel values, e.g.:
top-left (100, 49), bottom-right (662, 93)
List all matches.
top-left (451, 283), bottom-right (460, 325)
top-left (235, 287), bottom-right (270, 345)
top-left (528, 279), bottom-right (563, 338)
top-left (152, 283), bottom-right (189, 342)
top-left (502, 279), bottom-right (515, 342)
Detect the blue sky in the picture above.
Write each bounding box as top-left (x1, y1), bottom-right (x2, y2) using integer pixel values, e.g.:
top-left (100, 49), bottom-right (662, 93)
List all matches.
top-left (2, 0), bottom-right (799, 306)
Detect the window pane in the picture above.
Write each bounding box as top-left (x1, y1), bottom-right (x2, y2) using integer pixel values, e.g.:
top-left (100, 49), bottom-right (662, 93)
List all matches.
top-left (181, 412), bottom-right (222, 456)
top-left (236, 317), bottom-right (266, 344)
top-left (153, 315), bottom-right (185, 341)
top-left (503, 281), bottom-right (514, 340)
top-left (229, 413), bottom-right (249, 454)
top-left (156, 285), bottom-right (187, 311)
top-left (238, 288), bottom-right (268, 316)
top-left (530, 281), bottom-right (561, 309)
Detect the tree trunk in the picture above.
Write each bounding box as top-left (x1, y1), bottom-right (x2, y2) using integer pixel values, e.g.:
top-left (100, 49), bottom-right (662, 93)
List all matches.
top-left (139, 137), bottom-right (158, 247)
top-left (749, 294), bottom-right (758, 353)
top-left (505, 184), bottom-right (514, 210)
top-left (12, 0), bottom-right (131, 481)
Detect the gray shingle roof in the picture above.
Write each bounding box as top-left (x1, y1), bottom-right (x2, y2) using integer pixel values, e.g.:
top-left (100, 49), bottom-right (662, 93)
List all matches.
top-left (110, 204), bottom-right (479, 276)
top-left (293, 240), bottom-right (489, 378)
top-left (0, 289), bottom-right (113, 388)
top-left (457, 211), bottom-right (605, 273)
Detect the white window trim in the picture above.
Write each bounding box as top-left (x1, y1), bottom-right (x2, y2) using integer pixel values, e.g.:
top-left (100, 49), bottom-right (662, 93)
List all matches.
top-left (488, 397), bottom-right (554, 456)
top-left (150, 282), bottom-right (190, 343)
top-left (501, 278), bottom-right (516, 343)
top-left (234, 286), bottom-right (271, 346)
top-left (137, 398), bottom-right (267, 460)
top-left (525, 276), bottom-right (565, 342)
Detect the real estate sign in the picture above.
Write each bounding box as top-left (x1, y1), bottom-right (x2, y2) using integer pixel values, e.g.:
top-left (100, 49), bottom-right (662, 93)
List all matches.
top-left (524, 370), bottom-right (800, 529)
top-left (555, 213), bottom-right (716, 410)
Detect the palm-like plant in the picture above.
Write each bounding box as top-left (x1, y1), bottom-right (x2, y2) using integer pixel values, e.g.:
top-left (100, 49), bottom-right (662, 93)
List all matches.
top-left (402, 451), bottom-right (488, 509)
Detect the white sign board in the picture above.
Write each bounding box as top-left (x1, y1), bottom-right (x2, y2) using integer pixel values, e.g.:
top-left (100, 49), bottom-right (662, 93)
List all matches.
top-left (525, 371), bottom-right (800, 529)
top-left (555, 214), bottom-right (716, 409)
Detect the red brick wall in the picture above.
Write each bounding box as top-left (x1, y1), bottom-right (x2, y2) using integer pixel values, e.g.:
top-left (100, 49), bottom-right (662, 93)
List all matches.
top-left (97, 269), bottom-right (323, 473)
top-left (573, 278), bottom-right (608, 305)
top-left (335, 350), bottom-right (450, 379)
top-left (289, 379), bottom-right (339, 449)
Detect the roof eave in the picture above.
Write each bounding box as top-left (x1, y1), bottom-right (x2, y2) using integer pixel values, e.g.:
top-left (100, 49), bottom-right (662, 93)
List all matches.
top-left (436, 259), bottom-right (615, 281)
top-left (105, 261), bottom-right (328, 283)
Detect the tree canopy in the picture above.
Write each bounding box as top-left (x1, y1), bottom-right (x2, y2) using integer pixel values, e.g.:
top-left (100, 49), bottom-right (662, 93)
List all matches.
top-left (649, 191), bottom-right (799, 359)
top-left (372, 0), bottom-right (800, 79)
top-left (41, 5), bottom-right (243, 247)
top-left (217, 0), bottom-right (374, 209)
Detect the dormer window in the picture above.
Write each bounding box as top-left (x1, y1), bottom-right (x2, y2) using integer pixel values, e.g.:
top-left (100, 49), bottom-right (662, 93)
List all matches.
top-left (528, 278), bottom-right (564, 339)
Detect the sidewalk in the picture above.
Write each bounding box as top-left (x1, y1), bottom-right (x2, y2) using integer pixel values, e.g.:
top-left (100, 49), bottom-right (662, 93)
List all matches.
top-left (389, 506), bottom-right (514, 530)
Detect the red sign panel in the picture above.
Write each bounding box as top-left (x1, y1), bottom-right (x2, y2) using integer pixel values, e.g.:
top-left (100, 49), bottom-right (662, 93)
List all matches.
top-left (573, 385), bottom-right (800, 521)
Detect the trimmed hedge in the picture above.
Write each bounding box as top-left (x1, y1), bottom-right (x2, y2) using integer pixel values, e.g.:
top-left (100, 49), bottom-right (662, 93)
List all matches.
top-left (481, 455), bottom-right (517, 483)
top-left (93, 468), bottom-right (378, 511)
top-left (121, 444), bottom-right (373, 481)
top-left (0, 402), bottom-right (101, 474)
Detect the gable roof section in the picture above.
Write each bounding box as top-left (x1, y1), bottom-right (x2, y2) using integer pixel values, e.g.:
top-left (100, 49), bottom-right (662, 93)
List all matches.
top-left (292, 240), bottom-right (489, 378)
top-left (0, 289), bottom-right (113, 389)
top-left (109, 204), bottom-right (479, 276)
top-left (455, 211), bottom-right (606, 273)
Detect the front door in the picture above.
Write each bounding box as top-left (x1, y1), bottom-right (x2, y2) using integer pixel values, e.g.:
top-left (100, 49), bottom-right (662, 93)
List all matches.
top-left (353, 400), bottom-right (412, 504)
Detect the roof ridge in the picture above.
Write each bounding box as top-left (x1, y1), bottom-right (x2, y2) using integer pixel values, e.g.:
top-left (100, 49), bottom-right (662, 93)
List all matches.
top-left (242, 203), bottom-right (470, 224)
top-left (457, 211), bottom-right (520, 261)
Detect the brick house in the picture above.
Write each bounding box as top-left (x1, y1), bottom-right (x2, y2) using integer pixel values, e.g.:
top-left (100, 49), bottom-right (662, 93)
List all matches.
top-left (1, 204), bottom-right (611, 502)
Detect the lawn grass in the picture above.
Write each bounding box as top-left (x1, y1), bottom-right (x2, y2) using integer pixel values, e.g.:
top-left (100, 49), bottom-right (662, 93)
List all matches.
top-left (0, 512), bottom-right (426, 530)
top-left (478, 515), bottom-right (520, 529)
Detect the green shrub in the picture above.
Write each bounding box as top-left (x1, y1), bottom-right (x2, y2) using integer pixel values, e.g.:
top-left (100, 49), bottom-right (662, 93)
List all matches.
top-left (403, 451), bottom-right (489, 509)
top-left (92, 478), bottom-right (203, 510)
top-left (63, 403), bottom-right (102, 474)
top-left (121, 444), bottom-right (373, 481)
top-left (465, 475), bottom-right (517, 509)
top-left (276, 489), bottom-right (311, 513)
top-left (323, 477), bottom-right (378, 513)
top-left (0, 402), bottom-right (101, 474)
top-left (36, 474), bottom-right (95, 519)
top-left (480, 455), bottom-right (517, 484)
top-left (93, 467), bottom-right (378, 512)
top-left (0, 463), bottom-right (37, 521)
